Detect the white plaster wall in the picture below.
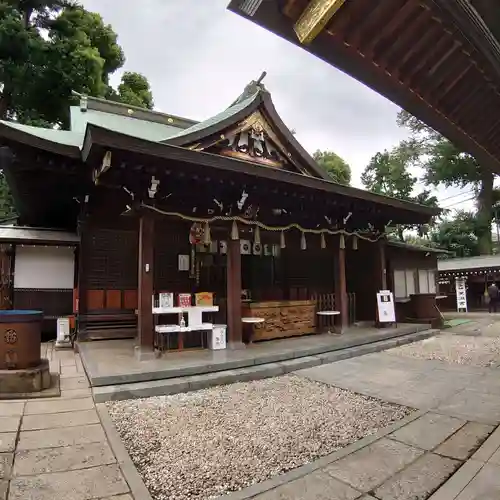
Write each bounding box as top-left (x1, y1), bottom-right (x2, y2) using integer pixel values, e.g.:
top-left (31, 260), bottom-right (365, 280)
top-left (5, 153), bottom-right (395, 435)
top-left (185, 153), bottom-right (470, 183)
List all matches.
top-left (14, 246), bottom-right (75, 289)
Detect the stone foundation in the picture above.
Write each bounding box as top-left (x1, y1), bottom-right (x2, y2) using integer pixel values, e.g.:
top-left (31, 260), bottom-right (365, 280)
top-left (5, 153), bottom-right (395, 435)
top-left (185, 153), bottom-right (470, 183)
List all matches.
top-left (0, 358), bottom-right (51, 393)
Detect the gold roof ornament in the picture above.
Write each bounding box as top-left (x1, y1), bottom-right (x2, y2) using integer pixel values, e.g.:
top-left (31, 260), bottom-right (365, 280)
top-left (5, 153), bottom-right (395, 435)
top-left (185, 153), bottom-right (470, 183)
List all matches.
top-left (294, 0), bottom-right (347, 45)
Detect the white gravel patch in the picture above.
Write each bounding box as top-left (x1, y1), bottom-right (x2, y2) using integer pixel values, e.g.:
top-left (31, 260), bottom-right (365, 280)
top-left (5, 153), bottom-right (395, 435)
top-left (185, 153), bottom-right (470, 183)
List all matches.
top-left (106, 375), bottom-right (412, 500)
top-left (387, 334), bottom-right (500, 367)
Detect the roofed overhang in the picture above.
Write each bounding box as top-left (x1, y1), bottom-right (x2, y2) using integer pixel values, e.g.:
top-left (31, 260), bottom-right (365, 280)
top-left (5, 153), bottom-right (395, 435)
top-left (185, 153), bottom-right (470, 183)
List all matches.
top-left (83, 124), bottom-right (439, 225)
top-left (228, 0), bottom-right (500, 173)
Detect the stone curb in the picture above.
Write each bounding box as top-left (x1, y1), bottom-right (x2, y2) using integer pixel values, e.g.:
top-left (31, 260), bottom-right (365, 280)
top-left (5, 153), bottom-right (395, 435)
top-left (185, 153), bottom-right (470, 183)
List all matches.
top-left (92, 329), bottom-right (438, 403)
top-left (428, 422), bottom-right (500, 500)
top-left (218, 409), bottom-right (428, 500)
top-left (95, 403), bottom-right (153, 500)
top-left (81, 325), bottom-right (436, 387)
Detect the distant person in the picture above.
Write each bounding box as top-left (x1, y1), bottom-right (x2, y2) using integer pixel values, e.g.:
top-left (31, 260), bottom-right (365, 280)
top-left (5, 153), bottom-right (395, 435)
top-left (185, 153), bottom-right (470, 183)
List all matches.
top-left (488, 282), bottom-right (499, 313)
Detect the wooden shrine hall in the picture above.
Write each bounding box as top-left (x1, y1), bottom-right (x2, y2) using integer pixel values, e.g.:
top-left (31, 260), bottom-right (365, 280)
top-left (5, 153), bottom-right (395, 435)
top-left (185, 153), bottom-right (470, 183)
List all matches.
top-left (0, 76), bottom-right (439, 354)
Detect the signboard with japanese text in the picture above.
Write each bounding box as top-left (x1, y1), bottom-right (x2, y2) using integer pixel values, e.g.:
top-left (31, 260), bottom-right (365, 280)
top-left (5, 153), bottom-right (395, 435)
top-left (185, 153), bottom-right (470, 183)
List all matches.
top-left (376, 290), bottom-right (396, 323)
top-left (455, 278), bottom-right (468, 312)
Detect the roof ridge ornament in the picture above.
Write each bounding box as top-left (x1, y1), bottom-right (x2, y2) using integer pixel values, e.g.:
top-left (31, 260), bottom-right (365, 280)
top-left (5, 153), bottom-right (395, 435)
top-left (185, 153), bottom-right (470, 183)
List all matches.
top-left (231, 71), bottom-right (268, 107)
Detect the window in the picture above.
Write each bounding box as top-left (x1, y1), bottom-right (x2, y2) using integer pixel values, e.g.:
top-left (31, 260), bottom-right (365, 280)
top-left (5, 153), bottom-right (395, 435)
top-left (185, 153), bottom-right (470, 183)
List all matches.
top-left (419, 270), bottom-right (436, 294)
top-left (394, 269), bottom-right (415, 299)
top-left (394, 269), bottom-right (436, 298)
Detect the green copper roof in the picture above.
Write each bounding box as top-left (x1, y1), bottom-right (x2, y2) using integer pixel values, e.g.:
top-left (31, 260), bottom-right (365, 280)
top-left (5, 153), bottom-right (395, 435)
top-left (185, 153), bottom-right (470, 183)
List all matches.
top-left (165, 91), bottom-right (260, 142)
top-left (0, 120), bottom-right (83, 147)
top-left (70, 108), bottom-right (183, 142)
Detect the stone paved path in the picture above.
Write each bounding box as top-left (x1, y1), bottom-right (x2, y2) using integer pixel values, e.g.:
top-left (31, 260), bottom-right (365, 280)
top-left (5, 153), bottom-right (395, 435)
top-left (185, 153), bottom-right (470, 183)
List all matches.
top-left (0, 343), bottom-right (135, 500)
top-left (234, 347), bottom-right (500, 500)
top-left (4, 332), bottom-right (500, 500)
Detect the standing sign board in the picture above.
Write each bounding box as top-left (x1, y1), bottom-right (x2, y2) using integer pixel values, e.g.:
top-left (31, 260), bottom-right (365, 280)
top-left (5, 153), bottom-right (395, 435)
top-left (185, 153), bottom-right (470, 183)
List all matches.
top-left (455, 278), bottom-right (468, 312)
top-left (376, 290), bottom-right (396, 323)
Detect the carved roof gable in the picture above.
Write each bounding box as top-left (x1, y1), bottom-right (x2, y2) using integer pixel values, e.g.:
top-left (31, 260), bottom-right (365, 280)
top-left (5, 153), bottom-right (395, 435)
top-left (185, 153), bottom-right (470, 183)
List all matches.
top-left (164, 79), bottom-right (330, 180)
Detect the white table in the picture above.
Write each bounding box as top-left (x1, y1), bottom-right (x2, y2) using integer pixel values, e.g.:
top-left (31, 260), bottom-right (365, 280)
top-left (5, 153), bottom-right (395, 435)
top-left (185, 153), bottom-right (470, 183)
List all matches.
top-left (153, 306), bottom-right (219, 351)
top-left (153, 306), bottom-right (219, 328)
top-left (317, 310), bottom-right (340, 334)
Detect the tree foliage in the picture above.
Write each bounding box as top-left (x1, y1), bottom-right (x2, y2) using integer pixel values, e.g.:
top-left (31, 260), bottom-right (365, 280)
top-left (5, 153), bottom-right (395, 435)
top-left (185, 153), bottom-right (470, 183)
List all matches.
top-left (313, 150), bottom-right (351, 185)
top-left (361, 145), bottom-right (438, 241)
top-left (429, 211), bottom-right (479, 258)
top-left (398, 109), bottom-right (495, 255)
top-left (0, 1), bottom-right (154, 127)
top-left (0, 1), bottom-right (155, 217)
top-left (107, 72), bottom-right (154, 110)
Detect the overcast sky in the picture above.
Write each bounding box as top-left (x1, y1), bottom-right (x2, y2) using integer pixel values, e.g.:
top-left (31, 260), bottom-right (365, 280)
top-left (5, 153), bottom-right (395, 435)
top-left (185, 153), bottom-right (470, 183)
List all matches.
top-left (79, 0), bottom-right (472, 210)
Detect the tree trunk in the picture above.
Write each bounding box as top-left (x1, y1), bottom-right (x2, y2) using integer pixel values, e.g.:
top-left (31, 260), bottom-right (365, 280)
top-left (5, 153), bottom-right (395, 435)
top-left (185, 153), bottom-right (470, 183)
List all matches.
top-left (477, 170), bottom-right (494, 255)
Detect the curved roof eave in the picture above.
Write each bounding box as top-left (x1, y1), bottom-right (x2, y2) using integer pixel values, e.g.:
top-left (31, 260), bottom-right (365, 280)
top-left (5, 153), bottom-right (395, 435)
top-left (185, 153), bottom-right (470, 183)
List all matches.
top-left (0, 121), bottom-right (82, 159)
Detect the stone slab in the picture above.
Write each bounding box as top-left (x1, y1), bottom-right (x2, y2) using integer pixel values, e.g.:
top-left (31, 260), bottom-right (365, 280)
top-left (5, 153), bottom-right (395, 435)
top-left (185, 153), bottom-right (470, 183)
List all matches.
top-left (389, 413), bottom-right (466, 451)
top-left (428, 459), bottom-right (485, 500)
top-left (436, 422), bottom-right (494, 460)
top-left (437, 390), bottom-right (500, 424)
top-left (81, 326), bottom-right (433, 387)
top-left (60, 388), bottom-right (92, 399)
top-left (0, 453), bottom-right (12, 479)
top-left (96, 403), bottom-right (154, 500)
top-left (14, 441), bottom-right (116, 476)
top-left (0, 433), bottom-right (16, 453)
top-left (21, 408), bottom-right (99, 431)
top-left (0, 416), bottom-right (20, 433)
top-left (455, 462), bottom-right (500, 499)
top-left (0, 480), bottom-right (6, 500)
top-left (324, 438), bottom-right (424, 492)
top-left (252, 471), bottom-right (361, 499)
top-left (8, 464), bottom-right (130, 499)
top-left (0, 402), bottom-right (23, 416)
top-left (60, 377), bottom-right (88, 391)
top-left (373, 452), bottom-right (460, 500)
top-left (17, 423), bottom-right (105, 451)
top-left (101, 496), bottom-right (134, 500)
top-left (24, 397), bottom-right (94, 415)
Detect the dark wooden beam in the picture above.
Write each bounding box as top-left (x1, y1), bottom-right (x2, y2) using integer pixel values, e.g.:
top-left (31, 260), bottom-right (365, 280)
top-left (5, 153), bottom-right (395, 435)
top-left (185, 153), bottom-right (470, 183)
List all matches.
top-left (363, 0), bottom-right (416, 60)
top-left (137, 212), bottom-right (154, 350)
top-left (226, 237), bottom-right (243, 348)
top-left (333, 236), bottom-right (348, 331)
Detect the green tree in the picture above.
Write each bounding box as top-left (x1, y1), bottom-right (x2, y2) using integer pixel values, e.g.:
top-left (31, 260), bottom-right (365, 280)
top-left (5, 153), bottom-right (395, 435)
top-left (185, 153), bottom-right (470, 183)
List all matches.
top-left (107, 72), bottom-right (154, 109)
top-left (361, 147), bottom-right (438, 240)
top-left (313, 150), bottom-right (351, 185)
top-left (0, 1), bottom-right (154, 127)
top-left (430, 211), bottom-right (479, 258)
top-left (398, 110), bottom-right (495, 255)
top-left (361, 150), bottom-right (416, 199)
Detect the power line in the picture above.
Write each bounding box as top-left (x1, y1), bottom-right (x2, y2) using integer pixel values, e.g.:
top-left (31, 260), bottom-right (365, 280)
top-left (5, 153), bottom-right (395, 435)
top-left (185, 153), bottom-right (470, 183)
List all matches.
top-left (441, 196), bottom-right (476, 209)
top-left (439, 189), bottom-right (474, 203)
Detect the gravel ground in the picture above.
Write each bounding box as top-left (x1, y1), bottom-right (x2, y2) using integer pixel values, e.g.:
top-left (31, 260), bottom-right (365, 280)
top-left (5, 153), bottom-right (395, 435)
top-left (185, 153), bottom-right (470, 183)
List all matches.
top-left (106, 375), bottom-right (412, 500)
top-left (387, 334), bottom-right (500, 367)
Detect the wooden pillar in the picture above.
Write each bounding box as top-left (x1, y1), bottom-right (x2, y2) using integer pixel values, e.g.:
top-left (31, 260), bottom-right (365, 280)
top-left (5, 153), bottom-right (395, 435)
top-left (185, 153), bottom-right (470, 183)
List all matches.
top-left (137, 213), bottom-right (154, 349)
top-left (374, 238), bottom-right (387, 325)
top-left (334, 236), bottom-right (349, 332)
top-left (375, 238), bottom-right (387, 290)
top-left (226, 238), bottom-right (244, 348)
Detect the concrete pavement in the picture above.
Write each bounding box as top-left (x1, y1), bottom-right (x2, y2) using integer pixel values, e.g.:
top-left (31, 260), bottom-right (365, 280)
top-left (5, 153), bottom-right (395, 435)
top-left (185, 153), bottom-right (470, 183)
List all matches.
top-left (0, 344), bottom-right (147, 500)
